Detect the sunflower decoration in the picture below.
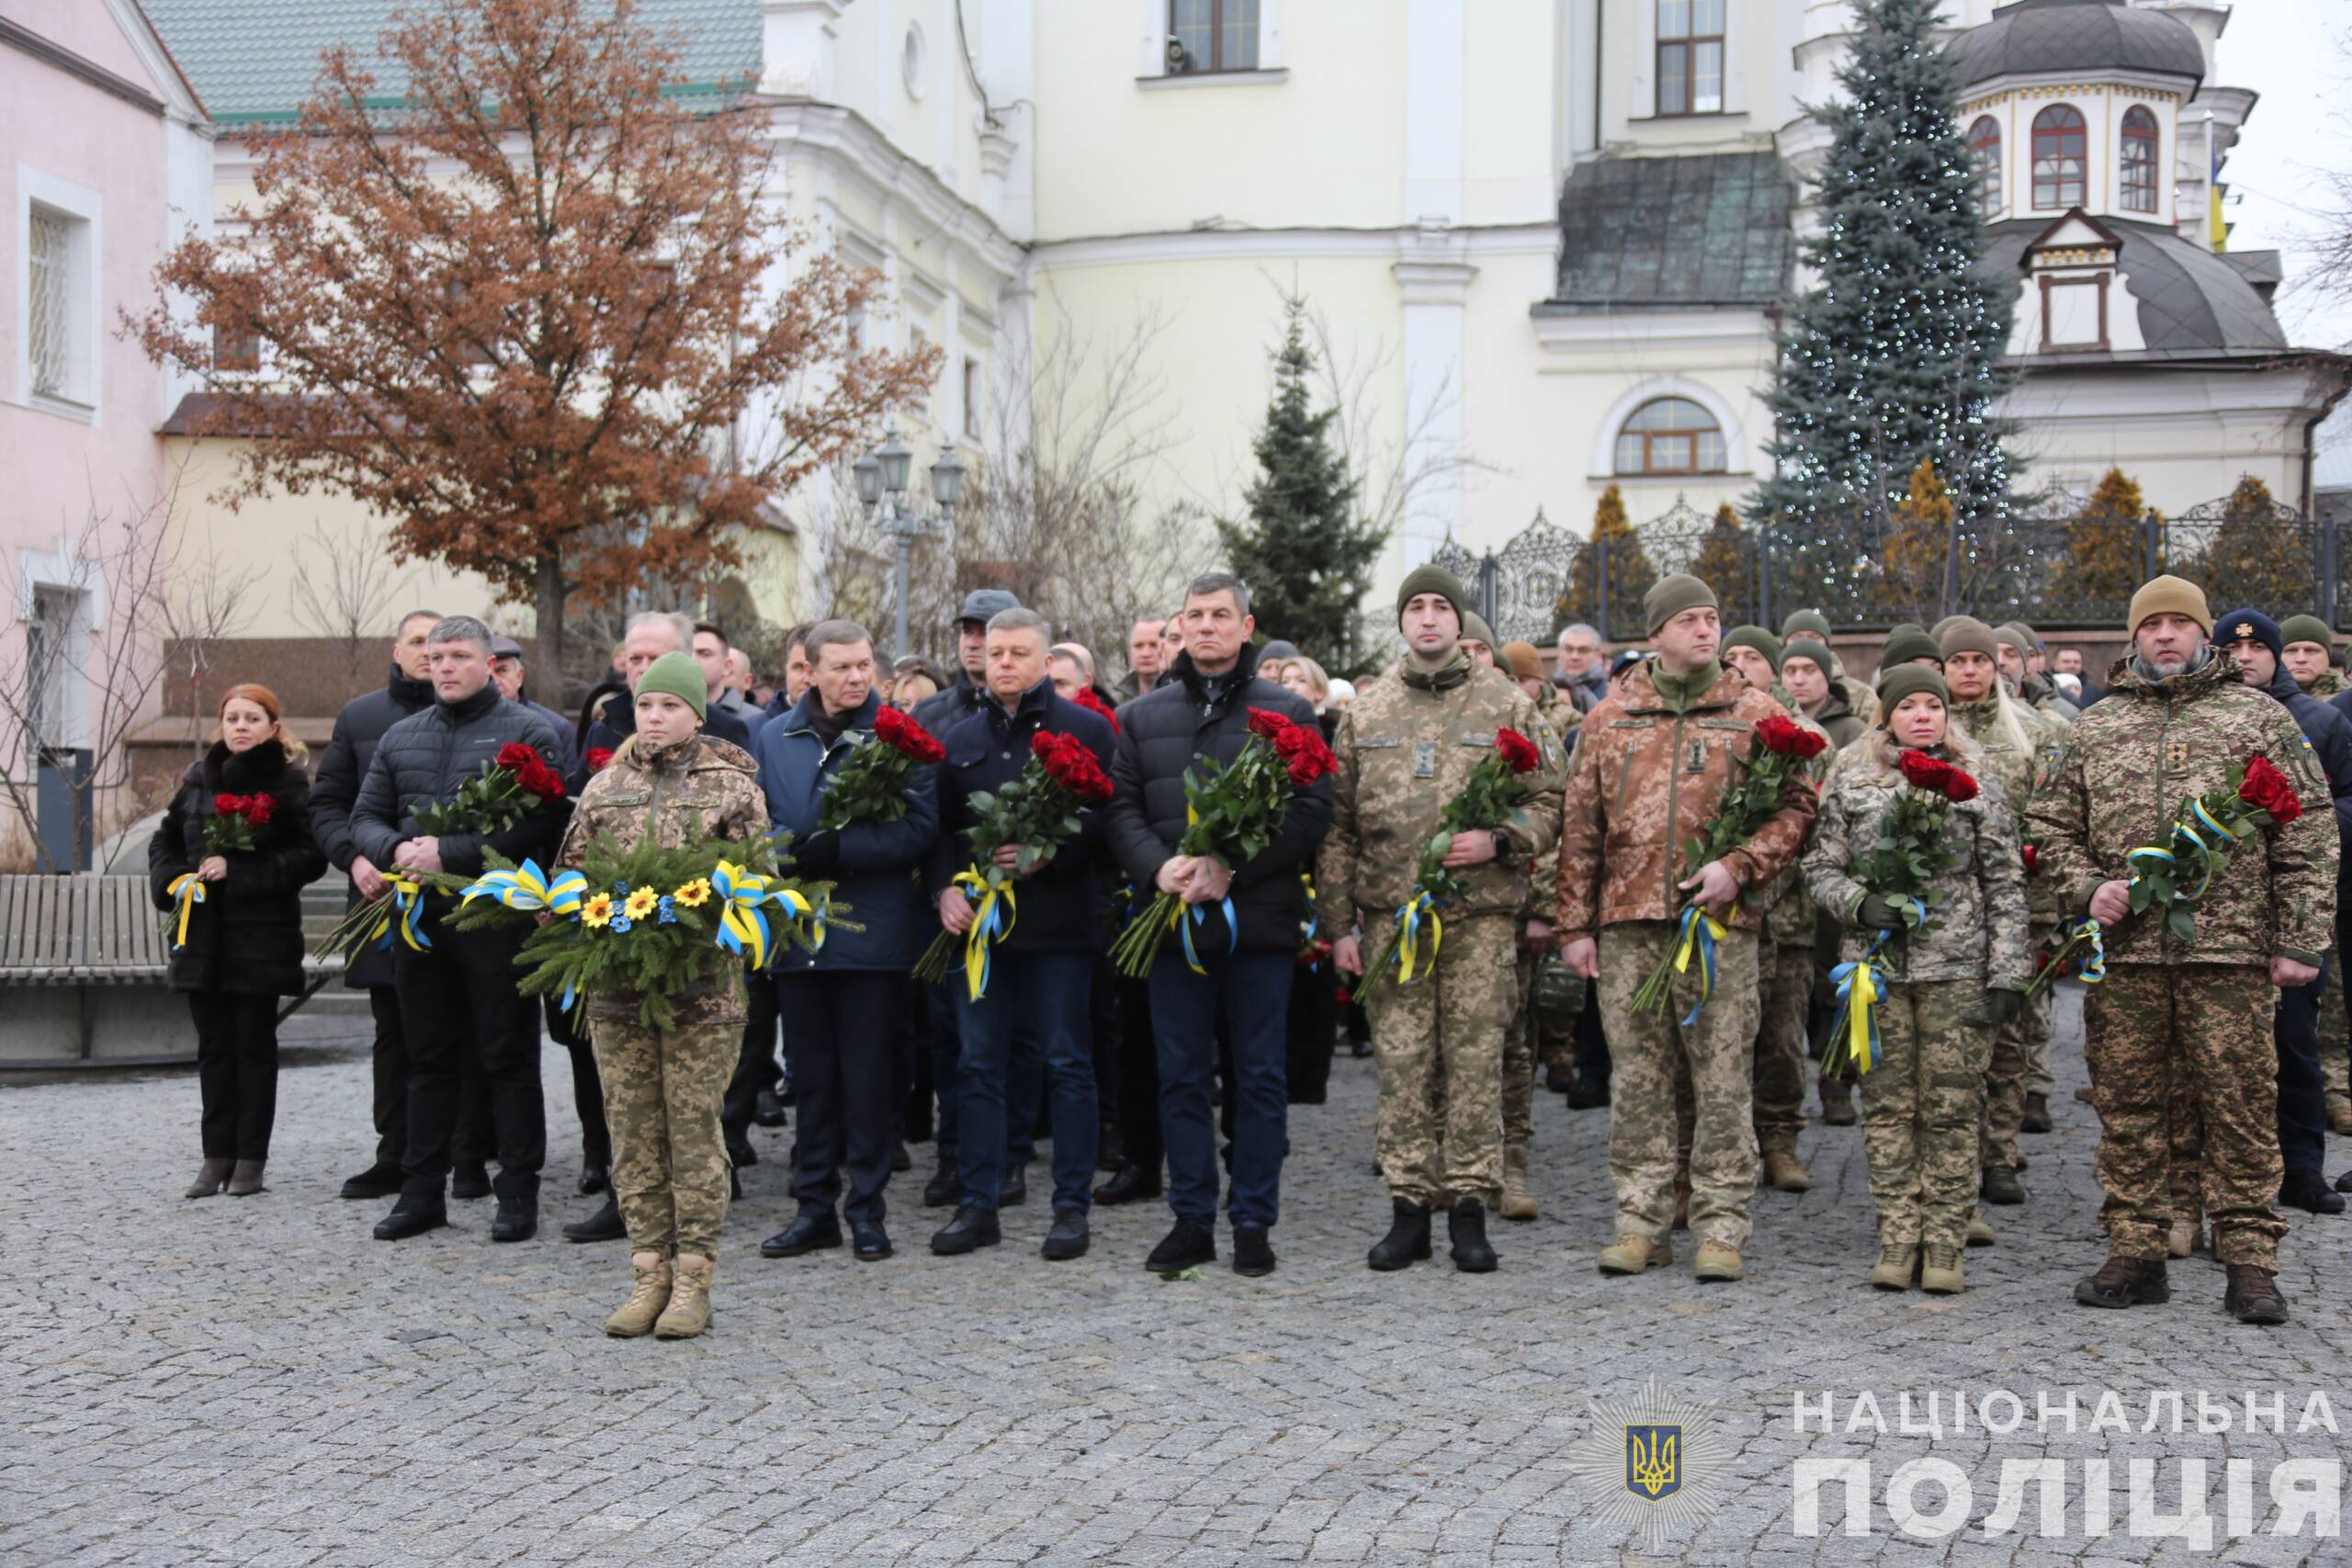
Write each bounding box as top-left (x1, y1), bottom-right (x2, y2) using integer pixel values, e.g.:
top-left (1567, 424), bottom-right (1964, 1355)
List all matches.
top-left (673, 876), bottom-right (713, 908)
top-left (582, 892), bottom-right (615, 930)
top-left (623, 886), bottom-right (660, 922)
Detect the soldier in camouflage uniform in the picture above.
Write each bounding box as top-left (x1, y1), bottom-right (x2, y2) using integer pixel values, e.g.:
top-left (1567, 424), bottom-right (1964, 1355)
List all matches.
top-left (1939, 618), bottom-right (2064, 1222)
top-left (1804, 665), bottom-right (2031, 1293)
top-left (1558, 575), bottom-right (1818, 1282)
top-left (1325, 566), bottom-right (1566, 1273)
top-left (554, 653), bottom-right (770, 1339)
top-left (2030, 578), bottom-right (2336, 1325)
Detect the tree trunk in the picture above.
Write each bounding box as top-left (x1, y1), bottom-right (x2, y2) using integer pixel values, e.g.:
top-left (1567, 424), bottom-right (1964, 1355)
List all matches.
top-left (535, 551), bottom-right (567, 703)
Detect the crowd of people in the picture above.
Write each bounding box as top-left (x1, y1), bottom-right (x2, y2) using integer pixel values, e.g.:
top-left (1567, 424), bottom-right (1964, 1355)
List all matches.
top-left (144, 560), bottom-right (2352, 1337)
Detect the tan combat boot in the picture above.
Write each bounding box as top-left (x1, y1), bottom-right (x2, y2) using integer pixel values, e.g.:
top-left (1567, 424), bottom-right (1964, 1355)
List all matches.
top-left (1919, 1245), bottom-right (1963, 1294)
top-left (1693, 1241), bottom-right (1744, 1281)
top-left (1499, 1149), bottom-right (1538, 1222)
top-left (2166, 1218), bottom-right (2201, 1258)
top-left (605, 1252), bottom-right (672, 1338)
top-left (1597, 1235), bottom-right (1669, 1274)
top-left (1763, 1150), bottom-right (1811, 1192)
top-left (1965, 1211), bottom-right (1996, 1247)
top-left (2328, 1094), bottom-right (2352, 1137)
top-left (655, 1253), bottom-right (714, 1339)
top-left (1870, 1243), bottom-right (1919, 1290)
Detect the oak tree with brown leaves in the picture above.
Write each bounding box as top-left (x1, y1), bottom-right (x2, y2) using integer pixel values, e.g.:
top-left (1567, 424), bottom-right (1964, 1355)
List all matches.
top-left (132, 0), bottom-right (937, 679)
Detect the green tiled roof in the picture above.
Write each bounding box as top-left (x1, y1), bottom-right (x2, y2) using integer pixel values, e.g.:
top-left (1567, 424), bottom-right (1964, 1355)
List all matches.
top-left (1543, 152), bottom-right (1794, 311)
top-left (141, 0), bottom-right (761, 125)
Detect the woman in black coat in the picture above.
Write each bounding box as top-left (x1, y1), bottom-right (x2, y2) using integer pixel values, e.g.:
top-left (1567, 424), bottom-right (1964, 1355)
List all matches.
top-left (148, 683), bottom-right (328, 1198)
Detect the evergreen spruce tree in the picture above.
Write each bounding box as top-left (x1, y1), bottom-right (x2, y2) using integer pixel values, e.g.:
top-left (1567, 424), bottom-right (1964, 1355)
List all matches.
top-left (1216, 296), bottom-right (1384, 670)
top-left (2050, 467), bottom-right (2149, 617)
top-left (1753, 0), bottom-right (2019, 622)
top-left (1566, 484), bottom-right (1656, 639)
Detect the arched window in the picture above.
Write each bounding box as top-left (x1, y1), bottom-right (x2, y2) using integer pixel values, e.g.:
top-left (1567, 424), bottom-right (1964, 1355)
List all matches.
top-left (2120, 106), bottom-right (2159, 213)
top-left (1613, 398), bottom-right (1725, 476)
top-left (2032, 105), bottom-right (2087, 209)
top-left (1969, 116), bottom-right (2003, 213)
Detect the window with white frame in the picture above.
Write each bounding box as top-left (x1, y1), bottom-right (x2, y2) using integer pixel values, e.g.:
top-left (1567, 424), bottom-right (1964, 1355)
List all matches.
top-left (1969, 117), bottom-right (2003, 214)
top-left (27, 205), bottom-right (93, 406)
top-left (1614, 398), bottom-right (1725, 475)
top-left (1657, 0), bottom-right (1724, 117)
top-left (2120, 107), bottom-right (2159, 214)
top-left (1168, 0), bottom-right (1259, 75)
top-left (27, 584), bottom-right (89, 750)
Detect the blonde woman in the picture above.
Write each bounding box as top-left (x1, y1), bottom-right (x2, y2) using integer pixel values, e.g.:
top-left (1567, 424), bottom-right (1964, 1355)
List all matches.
top-left (1277, 657), bottom-right (1336, 740)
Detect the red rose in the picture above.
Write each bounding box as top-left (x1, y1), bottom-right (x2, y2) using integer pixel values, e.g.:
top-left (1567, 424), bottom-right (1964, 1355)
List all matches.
top-left (496, 742), bottom-right (541, 772)
top-left (876, 705), bottom-right (946, 763)
top-left (1941, 767), bottom-right (1979, 804)
top-left (586, 747), bottom-right (616, 773)
top-left (518, 761), bottom-right (566, 802)
top-left (1283, 729), bottom-right (1338, 786)
top-left (2022, 844), bottom-right (2039, 875)
top-left (2241, 755), bottom-right (2303, 826)
top-left (1246, 708), bottom-right (1292, 742)
top-left (1896, 750), bottom-right (1951, 794)
top-left (1273, 725), bottom-right (1313, 758)
top-left (243, 794), bottom-right (277, 827)
top-left (1495, 728), bottom-right (1542, 774)
top-left (213, 793), bottom-right (247, 818)
top-left (1756, 713), bottom-right (1827, 759)
top-left (1041, 739), bottom-right (1114, 804)
top-left (1070, 685), bottom-right (1122, 735)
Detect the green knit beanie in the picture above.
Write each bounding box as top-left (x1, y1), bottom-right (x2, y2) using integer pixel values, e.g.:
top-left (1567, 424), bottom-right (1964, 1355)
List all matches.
top-left (1938, 616), bottom-right (2001, 663)
top-left (1876, 661), bottom-right (1949, 712)
top-left (635, 650), bottom-right (708, 720)
top-left (1723, 625), bottom-right (1781, 671)
top-left (1643, 573), bottom-right (1719, 635)
top-left (1464, 611), bottom-right (1497, 647)
top-left (1781, 636), bottom-right (1833, 676)
top-left (1781, 609), bottom-right (1834, 642)
top-left (1881, 625), bottom-right (1944, 669)
top-left (2280, 615), bottom-right (2334, 651)
top-left (1396, 563), bottom-right (1466, 624)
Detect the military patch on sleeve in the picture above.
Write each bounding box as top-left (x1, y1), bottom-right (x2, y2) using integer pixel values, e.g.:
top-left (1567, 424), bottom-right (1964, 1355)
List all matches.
top-left (1414, 739), bottom-right (1438, 779)
top-left (2289, 733), bottom-right (2325, 796)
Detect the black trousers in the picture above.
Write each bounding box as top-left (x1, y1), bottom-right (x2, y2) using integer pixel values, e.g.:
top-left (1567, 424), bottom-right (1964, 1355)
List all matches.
top-left (367, 986), bottom-right (408, 1166)
top-left (191, 991), bottom-right (279, 1161)
top-left (2278, 958), bottom-right (2330, 1179)
top-left (1114, 974), bottom-right (1162, 1175)
top-left (393, 920), bottom-right (546, 1200)
top-left (778, 969), bottom-right (900, 1224)
top-left (721, 958), bottom-right (781, 1143)
top-left (1285, 960), bottom-right (1337, 1105)
top-left (1574, 984), bottom-right (1611, 1084)
top-left (545, 996), bottom-right (608, 1168)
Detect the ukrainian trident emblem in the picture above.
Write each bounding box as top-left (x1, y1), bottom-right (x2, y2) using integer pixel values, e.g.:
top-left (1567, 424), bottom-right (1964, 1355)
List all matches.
top-left (1568, 1376), bottom-right (1724, 1551)
top-left (1624, 1423), bottom-right (1681, 1500)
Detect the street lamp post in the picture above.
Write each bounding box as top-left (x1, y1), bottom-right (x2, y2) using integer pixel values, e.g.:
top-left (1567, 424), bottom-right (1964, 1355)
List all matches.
top-left (855, 425), bottom-right (965, 661)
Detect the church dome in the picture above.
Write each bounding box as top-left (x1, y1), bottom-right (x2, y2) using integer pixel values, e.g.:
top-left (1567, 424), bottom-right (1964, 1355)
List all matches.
top-left (1947, 0), bottom-right (2205, 94)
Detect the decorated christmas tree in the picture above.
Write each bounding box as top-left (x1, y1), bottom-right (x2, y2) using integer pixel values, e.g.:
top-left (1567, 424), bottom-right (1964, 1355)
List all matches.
top-left (1752, 0), bottom-right (2020, 622)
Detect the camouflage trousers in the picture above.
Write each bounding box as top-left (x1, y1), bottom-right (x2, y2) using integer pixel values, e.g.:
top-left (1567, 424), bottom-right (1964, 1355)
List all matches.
top-left (592, 1013), bottom-right (737, 1258)
top-left (1597, 919), bottom-right (1760, 1248)
top-left (1753, 940), bottom-right (1814, 1156)
top-left (1979, 983), bottom-right (2052, 1171)
top-left (1853, 980), bottom-right (1988, 1251)
top-left (2084, 963), bottom-right (2287, 1269)
top-left (1372, 913), bottom-right (1517, 1207)
top-left (1503, 947), bottom-right (1537, 1163)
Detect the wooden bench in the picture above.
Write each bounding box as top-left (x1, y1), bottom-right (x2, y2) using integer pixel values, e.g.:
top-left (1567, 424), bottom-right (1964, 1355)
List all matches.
top-left (0, 874), bottom-right (196, 1068)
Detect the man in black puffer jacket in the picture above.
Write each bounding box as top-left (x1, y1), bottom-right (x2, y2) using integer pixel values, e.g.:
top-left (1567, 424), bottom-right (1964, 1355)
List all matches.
top-left (1105, 573), bottom-right (1330, 1279)
top-left (352, 615), bottom-right (570, 1245)
top-left (310, 609), bottom-right (455, 1201)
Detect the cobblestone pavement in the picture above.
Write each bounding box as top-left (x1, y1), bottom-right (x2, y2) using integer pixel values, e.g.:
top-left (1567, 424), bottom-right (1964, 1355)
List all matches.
top-left (6, 988), bottom-right (2351, 1567)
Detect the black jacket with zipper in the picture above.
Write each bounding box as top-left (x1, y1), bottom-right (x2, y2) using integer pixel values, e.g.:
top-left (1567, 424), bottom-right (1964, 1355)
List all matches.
top-left (147, 739), bottom-right (328, 996)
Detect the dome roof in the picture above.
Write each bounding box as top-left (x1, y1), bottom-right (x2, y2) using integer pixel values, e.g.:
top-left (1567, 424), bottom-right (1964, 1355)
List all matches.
top-left (1978, 217), bottom-right (2286, 358)
top-left (1947, 0), bottom-right (2205, 94)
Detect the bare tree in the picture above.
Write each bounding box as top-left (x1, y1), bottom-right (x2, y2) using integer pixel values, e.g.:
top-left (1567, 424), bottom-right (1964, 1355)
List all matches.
top-left (161, 553), bottom-right (264, 768)
top-left (288, 519), bottom-right (416, 695)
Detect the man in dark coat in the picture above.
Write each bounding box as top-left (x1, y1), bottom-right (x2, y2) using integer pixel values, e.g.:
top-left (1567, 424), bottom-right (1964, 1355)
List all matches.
top-left (310, 609), bottom-right (443, 1201)
top-left (352, 615), bottom-right (571, 1244)
top-left (925, 609), bottom-right (1118, 1262)
top-left (1105, 572), bottom-right (1332, 1278)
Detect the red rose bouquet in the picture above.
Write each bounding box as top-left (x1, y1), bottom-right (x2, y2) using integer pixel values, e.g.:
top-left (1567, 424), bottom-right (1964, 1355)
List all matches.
top-left (1109, 708), bottom-right (1328, 978)
top-left (914, 728), bottom-right (1116, 997)
top-left (2030, 752), bottom-right (2304, 991)
top-left (1631, 713), bottom-right (1825, 1015)
top-left (1364, 726), bottom-right (1549, 987)
top-left (817, 706), bottom-right (944, 831)
top-left (204, 791), bottom-right (277, 855)
top-left (585, 747), bottom-right (616, 773)
top-left (1069, 685), bottom-right (1122, 735)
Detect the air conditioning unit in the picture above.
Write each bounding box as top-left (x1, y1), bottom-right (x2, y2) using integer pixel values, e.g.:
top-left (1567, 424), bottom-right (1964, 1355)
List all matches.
top-left (1166, 35), bottom-right (1193, 74)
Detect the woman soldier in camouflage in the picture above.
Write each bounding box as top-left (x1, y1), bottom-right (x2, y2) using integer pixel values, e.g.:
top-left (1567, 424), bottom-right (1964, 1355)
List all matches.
top-left (1803, 665), bottom-right (2031, 1296)
top-left (556, 652), bottom-right (769, 1339)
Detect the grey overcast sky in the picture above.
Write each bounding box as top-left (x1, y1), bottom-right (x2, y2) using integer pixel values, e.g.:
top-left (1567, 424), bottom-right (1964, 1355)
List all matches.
top-left (2222, 0), bottom-right (2352, 350)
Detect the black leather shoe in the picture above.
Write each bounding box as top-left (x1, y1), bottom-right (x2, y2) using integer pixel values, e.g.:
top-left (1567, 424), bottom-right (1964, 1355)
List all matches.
top-left (852, 1220), bottom-right (893, 1261)
top-left (1094, 1162), bottom-right (1162, 1206)
top-left (1042, 1208), bottom-right (1090, 1261)
top-left (891, 1139), bottom-right (913, 1174)
top-left (752, 1089), bottom-right (788, 1128)
top-left (922, 1145), bottom-right (962, 1208)
top-left (340, 1160), bottom-right (405, 1201)
top-left (1367, 1199), bottom-right (1432, 1271)
top-left (1000, 1163), bottom-right (1028, 1207)
top-left (776, 1077), bottom-right (796, 1108)
top-left (374, 1196), bottom-right (447, 1241)
top-left (1145, 1218), bottom-right (1216, 1272)
top-left (2075, 1254), bottom-right (2169, 1309)
top-left (760, 1212), bottom-right (842, 1258)
top-left (2335, 1167), bottom-right (2352, 1195)
top-left (930, 1204), bottom-right (1001, 1255)
top-left (1980, 1165), bottom-right (2026, 1205)
top-left (2280, 1171), bottom-right (2346, 1213)
top-left (490, 1195), bottom-right (537, 1243)
top-left (1565, 1075), bottom-right (1611, 1111)
top-left (1349, 1037), bottom-right (1373, 1059)
top-left (577, 1164), bottom-right (608, 1197)
top-left (2224, 1263), bottom-right (2289, 1325)
top-left (450, 1164), bottom-right (492, 1201)
top-left (561, 1194), bottom-right (626, 1243)
top-left (1448, 1200), bottom-right (1498, 1273)
top-left (1097, 1126), bottom-right (1125, 1173)
top-left (726, 1134), bottom-right (758, 1169)
top-left (1232, 1225), bottom-right (1276, 1277)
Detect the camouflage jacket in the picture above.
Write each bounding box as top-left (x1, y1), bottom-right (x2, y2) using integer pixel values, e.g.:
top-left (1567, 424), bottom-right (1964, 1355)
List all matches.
top-left (2305, 669), bottom-right (2346, 700)
top-left (1319, 655), bottom-right (1566, 932)
top-left (1760, 687), bottom-right (1833, 948)
top-left (2027, 650), bottom-right (2338, 969)
top-left (556, 732), bottom-right (771, 1022)
top-left (1555, 662), bottom-right (1818, 941)
top-left (1803, 748), bottom-right (2033, 987)
top-left (1947, 693), bottom-right (2064, 928)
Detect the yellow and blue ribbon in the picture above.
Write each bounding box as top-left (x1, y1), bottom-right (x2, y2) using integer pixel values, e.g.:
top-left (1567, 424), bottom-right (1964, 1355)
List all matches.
top-left (1828, 941), bottom-right (1886, 1077)
top-left (1670, 904), bottom-right (1727, 1026)
top-left (458, 858), bottom-right (586, 917)
top-left (165, 872), bottom-right (206, 949)
top-left (768, 885), bottom-right (827, 953)
top-left (1172, 895), bottom-right (1238, 976)
top-left (2067, 917), bottom-right (2106, 985)
top-left (1388, 889), bottom-right (1443, 984)
top-left (951, 868), bottom-right (1016, 1001)
top-left (373, 873), bottom-right (432, 952)
top-left (711, 859), bottom-right (777, 970)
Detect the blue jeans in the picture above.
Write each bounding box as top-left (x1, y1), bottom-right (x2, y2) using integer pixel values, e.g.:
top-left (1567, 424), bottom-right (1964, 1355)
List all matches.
top-left (932, 977), bottom-right (1044, 1163)
top-left (1148, 944), bottom-right (1292, 1230)
top-left (956, 951), bottom-right (1098, 1213)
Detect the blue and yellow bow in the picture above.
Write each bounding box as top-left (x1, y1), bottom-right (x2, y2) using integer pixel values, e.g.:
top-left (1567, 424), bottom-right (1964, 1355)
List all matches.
top-left (951, 868), bottom-right (1016, 1001)
top-left (458, 858), bottom-right (586, 917)
top-left (1387, 889), bottom-right (1443, 984)
top-left (1170, 895), bottom-right (1238, 976)
top-left (2067, 916), bottom-right (2106, 985)
top-left (373, 873), bottom-right (432, 952)
top-left (1827, 941), bottom-right (1886, 1077)
top-left (1670, 904), bottom-right (1727, 1026)
top-left (711, 859), bottom-right (778, 970)
top-left (165, 873), bottom-right (207, 949)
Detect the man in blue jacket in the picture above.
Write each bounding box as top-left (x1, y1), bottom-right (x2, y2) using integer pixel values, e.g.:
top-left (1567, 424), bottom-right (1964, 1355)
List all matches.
top-left (925, 608), bottom-right (1118, 1262)
top-left (1105, 572), bottom-right (1332, 1278)
top-left (753, 619), bottom-right (939, 1263)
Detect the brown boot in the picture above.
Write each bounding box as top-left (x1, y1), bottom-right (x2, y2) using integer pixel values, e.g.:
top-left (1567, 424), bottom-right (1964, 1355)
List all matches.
top-left (1762, 1150), bottom-right (1811, 1192)
top-left (2075, 1253), bottom-right (2169, 1309)
top-left (2019, 1091), bottom-right (2052, 1134)
top-left (655, 1253), bottom-right (714, 1338)
top-left (1818, 1077), bottom-right (1857, 1125)
top-left (226, 1159), bottom-right (266, 1197)
top-left (1498, 1149), bottom-right (1538, 1222)
top-left (605, 1252), bottom-right (672, 1338)
top-left (2223, 1264), bottom-right (2288, 1325)
top-left (185, 1158), bottom-right (232, 1200)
